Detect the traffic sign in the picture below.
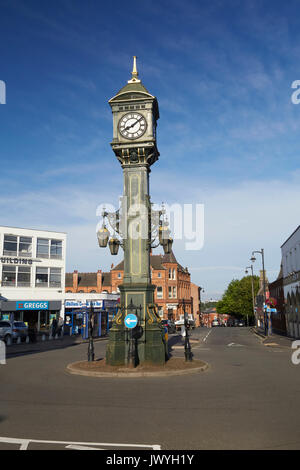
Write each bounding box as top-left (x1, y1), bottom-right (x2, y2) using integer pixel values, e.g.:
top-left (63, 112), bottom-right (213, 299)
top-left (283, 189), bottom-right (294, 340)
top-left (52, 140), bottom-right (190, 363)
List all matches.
top-left (124, 314), bottom-right (138, 329)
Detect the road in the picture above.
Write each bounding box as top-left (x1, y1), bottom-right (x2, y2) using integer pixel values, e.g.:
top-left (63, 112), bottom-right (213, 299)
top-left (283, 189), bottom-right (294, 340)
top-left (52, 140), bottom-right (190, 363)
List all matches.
top-left (0, 327), bottom-right (299, 450)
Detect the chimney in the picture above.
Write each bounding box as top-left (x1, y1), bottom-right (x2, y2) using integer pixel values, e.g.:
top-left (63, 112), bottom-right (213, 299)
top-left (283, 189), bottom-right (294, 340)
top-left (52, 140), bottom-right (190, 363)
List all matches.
top-left (97, 269), bottom-right (102, 292)
top-left (73, 270), bottom-right (78, 291)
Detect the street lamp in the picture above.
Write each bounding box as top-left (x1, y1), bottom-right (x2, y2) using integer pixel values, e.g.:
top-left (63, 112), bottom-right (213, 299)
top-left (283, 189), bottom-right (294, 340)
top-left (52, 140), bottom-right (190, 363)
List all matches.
top-left (245, 266), bottom-right (255, 327)
top-left (251, 249), bottom-right (270, 336)
top-left (87, 301), bottom-right (95, 362)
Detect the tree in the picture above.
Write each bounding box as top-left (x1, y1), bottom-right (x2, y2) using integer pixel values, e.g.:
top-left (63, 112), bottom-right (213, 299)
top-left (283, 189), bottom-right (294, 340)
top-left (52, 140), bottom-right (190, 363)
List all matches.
top-left (216, 275), bottom-right (259, 320)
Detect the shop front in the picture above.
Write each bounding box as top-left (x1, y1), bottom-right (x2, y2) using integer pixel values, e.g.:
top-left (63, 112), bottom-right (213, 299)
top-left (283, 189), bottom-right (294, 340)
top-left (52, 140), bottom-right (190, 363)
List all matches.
top-left (0, 300), bottom-right (62, 332)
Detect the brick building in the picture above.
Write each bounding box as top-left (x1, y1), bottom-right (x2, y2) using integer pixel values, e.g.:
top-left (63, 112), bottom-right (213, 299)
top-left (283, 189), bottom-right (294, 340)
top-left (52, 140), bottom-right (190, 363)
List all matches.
top-left (65, 251), bottom-right (199, 322)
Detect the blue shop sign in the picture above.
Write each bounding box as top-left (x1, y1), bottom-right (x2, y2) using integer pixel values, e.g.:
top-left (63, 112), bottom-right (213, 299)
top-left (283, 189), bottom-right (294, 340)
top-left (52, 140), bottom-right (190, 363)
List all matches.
top-left (16, 301), bottom-right (49, 310)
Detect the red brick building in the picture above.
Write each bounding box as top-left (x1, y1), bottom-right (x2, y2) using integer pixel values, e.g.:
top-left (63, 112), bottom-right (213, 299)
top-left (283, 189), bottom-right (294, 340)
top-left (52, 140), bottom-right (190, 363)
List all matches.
top-left (66, 251), bottom-right (199, 322)
top-left (110, 251), bottom-right (192, 321)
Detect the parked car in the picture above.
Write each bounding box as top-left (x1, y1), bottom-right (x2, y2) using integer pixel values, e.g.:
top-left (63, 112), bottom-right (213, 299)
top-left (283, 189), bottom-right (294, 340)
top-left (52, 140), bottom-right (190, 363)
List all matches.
top-left (161, 319), bottom-right (176, 334)
top-left (0, 321), bottom-right (28, 344)
top-left (211, 319), bottom-right (219, 327)
top-left (238, 320), bottom-right (245, 327)
top-left (12, 321), bottom-right (28, 341)
top-left (174, 314), bottom-right (195, 331)
top-left (0, 321), bottom-right (12, 344)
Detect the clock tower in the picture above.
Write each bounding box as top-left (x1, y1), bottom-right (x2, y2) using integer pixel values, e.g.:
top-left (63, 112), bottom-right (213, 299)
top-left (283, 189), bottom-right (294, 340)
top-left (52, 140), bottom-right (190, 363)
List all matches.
top-left (105, 57), bottom-right (166, 366)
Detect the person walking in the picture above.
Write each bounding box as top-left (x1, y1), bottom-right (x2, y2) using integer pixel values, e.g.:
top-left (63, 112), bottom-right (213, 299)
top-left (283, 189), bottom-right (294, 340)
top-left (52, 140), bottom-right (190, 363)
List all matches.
top-left (51, 317), bottom-right (58, 338)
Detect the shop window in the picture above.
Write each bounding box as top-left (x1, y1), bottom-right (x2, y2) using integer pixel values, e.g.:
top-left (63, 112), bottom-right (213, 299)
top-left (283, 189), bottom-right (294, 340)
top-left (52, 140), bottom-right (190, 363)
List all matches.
top-left (17, 266), bottom-right (31, 287)
top-left (158, 306), bottom-right (164, 318)
top-left (2, 265), bottom-right (16, 286)
top-left (50, 240), bottom-right (62, 259)
top-left (3, 235), bottom-right (18, 256)
top-left (36, 267), bottom-right (48, 286)
top-left (37, 238), bottom-right (50, 258)
top-left (50, 268), bottom-right (61, 287)
top-left (157, 286), bottom-right (163, 299)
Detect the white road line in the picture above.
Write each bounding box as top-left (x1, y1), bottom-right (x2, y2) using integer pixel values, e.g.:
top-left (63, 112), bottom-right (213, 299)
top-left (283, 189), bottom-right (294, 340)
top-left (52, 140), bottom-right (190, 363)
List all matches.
top-left (0, 437), bottom-right (161, 450)
top-left (203, 330), bottom-right (212, 343)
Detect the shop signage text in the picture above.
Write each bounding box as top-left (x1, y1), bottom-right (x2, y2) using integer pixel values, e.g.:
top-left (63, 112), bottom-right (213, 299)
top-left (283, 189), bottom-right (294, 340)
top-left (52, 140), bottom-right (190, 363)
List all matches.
top-left (65, 300), bottom-right (104, 309)
top-left (16, 301), bottom-right (49, 310)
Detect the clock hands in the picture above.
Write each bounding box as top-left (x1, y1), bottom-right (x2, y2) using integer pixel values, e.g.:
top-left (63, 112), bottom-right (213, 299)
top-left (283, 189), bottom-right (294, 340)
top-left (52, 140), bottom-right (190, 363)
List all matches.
top-left (124, 116), bottom-right (144, 131)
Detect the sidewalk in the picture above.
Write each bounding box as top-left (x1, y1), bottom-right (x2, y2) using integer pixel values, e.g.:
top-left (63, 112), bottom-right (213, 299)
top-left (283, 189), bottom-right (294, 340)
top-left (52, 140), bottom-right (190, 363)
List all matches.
top-left (251, 327), bottom-right (294, 348)
top-left (5, 334), bottom-right (108, 357)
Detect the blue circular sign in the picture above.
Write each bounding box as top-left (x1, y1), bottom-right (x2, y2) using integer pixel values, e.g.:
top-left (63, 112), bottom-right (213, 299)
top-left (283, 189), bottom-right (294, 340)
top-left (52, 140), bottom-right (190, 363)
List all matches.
top-left (124, 314), bottom-right (138, 329)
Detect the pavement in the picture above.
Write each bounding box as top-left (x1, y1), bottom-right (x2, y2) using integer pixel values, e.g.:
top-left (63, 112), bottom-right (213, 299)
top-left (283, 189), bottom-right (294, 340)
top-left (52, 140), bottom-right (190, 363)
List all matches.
top-left (251, 327), bottom-right (295, 348)
top-left (0, 326), bottom-right (299, 450)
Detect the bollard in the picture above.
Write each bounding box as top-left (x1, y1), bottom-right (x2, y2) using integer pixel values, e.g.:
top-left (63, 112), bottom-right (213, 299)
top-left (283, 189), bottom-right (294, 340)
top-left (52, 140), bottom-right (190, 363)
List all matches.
top-left (26, 336), bottom-right (30, 344)
top-left (17, 336), bottom-right (21, 345)
top-left (42, 334), bottom-right (46, 342)
top-left (6, 336), bottom-right (12, 346)
top-left (55, 334), bottom-right (58, 339)
top-left (49, 334), bottom-right (53, 341)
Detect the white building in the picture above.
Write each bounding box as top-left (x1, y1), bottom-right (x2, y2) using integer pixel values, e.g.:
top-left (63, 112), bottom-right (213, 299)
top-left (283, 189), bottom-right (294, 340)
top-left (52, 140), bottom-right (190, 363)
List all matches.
top-left (281, 225), bottom-right (300, 338)
top-left (0, 226), bottom-right (66, 331)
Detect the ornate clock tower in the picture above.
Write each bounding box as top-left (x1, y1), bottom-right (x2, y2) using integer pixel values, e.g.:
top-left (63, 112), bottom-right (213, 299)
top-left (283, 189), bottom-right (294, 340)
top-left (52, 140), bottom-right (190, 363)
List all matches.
top-left (104, 57), bottom-right (166, 366)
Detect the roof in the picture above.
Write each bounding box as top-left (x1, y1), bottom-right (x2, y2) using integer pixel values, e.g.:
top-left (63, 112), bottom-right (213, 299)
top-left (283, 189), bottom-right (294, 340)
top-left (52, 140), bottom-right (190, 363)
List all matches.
top-left (66, 271), bottom-right (111, 288)
top-left (281, 225), bottom-right (300, 248)
top-left (112, 251), bottom-right (188, 273)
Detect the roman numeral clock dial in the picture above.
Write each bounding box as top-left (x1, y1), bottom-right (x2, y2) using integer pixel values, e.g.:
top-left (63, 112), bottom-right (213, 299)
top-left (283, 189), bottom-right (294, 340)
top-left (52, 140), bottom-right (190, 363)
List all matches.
top-left (118, 112), bottom-right (147, 140)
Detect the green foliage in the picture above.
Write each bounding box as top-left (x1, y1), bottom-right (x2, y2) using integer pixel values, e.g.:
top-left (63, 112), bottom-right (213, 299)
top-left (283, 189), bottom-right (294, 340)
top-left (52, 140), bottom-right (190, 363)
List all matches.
top-left (216, 276), bottom-right (260, 319)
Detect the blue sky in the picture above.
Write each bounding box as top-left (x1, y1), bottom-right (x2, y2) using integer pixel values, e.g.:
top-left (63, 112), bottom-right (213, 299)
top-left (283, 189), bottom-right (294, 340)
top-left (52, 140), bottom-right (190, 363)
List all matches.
top-left (1, 0), bottom-right (300, 299)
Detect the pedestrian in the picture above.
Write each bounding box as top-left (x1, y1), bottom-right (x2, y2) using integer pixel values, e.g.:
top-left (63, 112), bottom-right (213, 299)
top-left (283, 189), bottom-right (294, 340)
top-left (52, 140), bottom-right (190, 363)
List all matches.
top-left (51, 317), bottom-right (58, 337)
top-left (58, 316), bottom-right (64, 336)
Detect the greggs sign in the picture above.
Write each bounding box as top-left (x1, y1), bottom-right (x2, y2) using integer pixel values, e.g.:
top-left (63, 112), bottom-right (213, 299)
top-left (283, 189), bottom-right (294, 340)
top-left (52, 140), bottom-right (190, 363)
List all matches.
top-left (16, 301), bottom-right (49, 310)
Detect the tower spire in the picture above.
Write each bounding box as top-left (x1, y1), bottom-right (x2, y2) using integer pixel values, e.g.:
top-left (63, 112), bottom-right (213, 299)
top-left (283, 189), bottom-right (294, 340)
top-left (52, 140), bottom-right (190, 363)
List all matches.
top-left (128, 56), bottom-right (141, 83)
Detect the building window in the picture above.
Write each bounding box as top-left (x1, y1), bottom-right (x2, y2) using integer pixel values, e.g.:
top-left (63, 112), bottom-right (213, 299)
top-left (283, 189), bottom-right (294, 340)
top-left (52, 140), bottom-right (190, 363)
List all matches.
top-left (157, 286), bottom-right (163, 299)
top-left (50, 268), bottom-right (61, 287)
top-left (19, 237), bottom-right (32, 257)
top-left (168, 286), bottom-right (172, 298)
top-left (36, 267), bottom-right (48, 286)
top-left (172, 269), bottom-right (176, 280)
top-left (50, 240), bottom-right (62, 259)
top-left (3, 235), bottom-right (32, 257)
top-left (37, 238), bottom-right (50, 258)
top-left (3, 235), bottom-right (18, 256)
top-left (118, 273), bottom-right (121, 279)
top-left (158, 272), bottom-right (162, 278)
top-left (173, 286), bottom-right (177, 298)
top-left (17, 266), bottom-right (31, 287)
top-left (2, 265), bottom-right (31, 287)
top-left (2, 265), bottom-right (16, 286)
top-left (169, 269), bottom-right (172, 280)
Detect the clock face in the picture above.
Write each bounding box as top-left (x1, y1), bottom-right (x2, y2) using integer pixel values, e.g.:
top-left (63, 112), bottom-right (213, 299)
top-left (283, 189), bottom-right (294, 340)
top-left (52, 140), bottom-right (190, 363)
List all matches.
top-left (118, 112), bottom-right (147, 140)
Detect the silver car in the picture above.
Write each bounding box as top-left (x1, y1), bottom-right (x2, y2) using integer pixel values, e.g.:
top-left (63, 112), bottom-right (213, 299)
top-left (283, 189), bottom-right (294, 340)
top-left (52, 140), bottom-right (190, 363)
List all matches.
top-left (0, 320), bottom-right (28, 343)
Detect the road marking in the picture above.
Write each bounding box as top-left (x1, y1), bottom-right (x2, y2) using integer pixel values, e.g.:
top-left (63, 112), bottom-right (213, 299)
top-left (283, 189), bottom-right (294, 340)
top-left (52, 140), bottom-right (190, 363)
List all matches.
top-left (227, 343), bottom-right (244, 347)
top-left (203, 330), bottom-right (212, 342)
top-left (0, 437), bottom-right (161, 450)
top-left (66, 445), bottom-right (104, 450)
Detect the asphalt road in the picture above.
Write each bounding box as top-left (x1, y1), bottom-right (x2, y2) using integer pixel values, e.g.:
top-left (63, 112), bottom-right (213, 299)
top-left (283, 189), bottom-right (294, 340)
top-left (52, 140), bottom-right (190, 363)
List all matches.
top-left (0, 327), bottom-right (299, 450)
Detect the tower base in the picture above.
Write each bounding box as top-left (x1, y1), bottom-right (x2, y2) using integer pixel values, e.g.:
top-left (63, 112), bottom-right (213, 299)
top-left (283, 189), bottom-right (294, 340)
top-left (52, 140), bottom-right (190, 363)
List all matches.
top-left (106, 283), bottom-right (166, 366)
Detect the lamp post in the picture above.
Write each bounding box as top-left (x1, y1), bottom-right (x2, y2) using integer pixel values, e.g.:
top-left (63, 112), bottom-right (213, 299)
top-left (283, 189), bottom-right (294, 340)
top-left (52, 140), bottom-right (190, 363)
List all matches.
top-left (87, 301), bottom-right (95, 362)
top-left (182, 299), bottom-right (193, 362)
top-left (251, 249), bottom-right (270, 336)
top-left (245, 265), bottom-right (255, 327)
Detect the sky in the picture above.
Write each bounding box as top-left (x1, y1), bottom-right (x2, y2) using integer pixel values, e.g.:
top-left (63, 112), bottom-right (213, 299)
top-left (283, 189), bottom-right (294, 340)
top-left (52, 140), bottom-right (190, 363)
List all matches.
top-left (1, 0), bottom-right (300, 300)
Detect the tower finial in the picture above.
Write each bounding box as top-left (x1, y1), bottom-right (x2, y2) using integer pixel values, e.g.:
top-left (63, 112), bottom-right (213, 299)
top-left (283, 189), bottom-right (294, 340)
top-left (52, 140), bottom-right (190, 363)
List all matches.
top-left (128, 56), bottom-right (141, 83)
